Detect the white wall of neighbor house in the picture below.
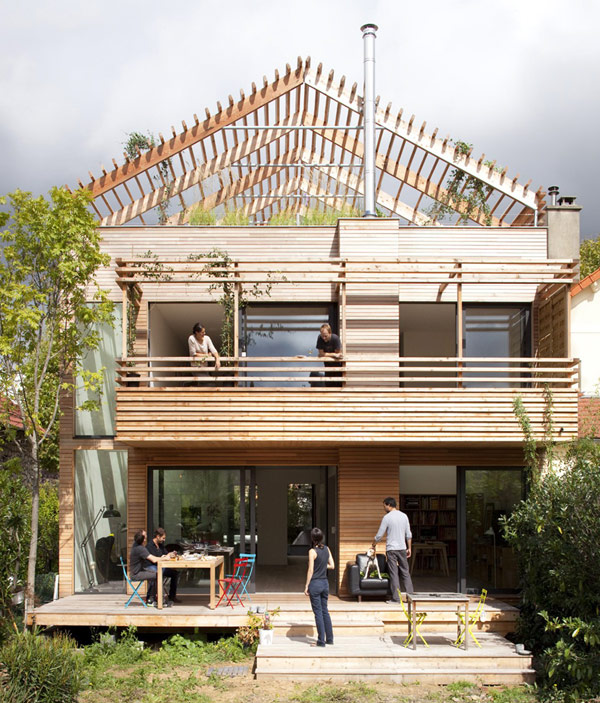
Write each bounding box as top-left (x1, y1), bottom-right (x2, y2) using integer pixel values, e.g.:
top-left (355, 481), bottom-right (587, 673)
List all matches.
top-left (571, 283), bottom-right (600, 394)
top-left (399, 465), bottom-right (456, 495)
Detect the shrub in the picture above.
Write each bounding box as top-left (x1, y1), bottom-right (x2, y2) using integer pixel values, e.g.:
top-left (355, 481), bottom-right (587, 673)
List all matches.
top-left (154, 633), bottom-right (248, 666)
top-left (504, 437), bottom-right (600, 701)
top-left (188, 207), bottom-right (216, 225)
top-left (0, 629), bottom-right (82, 703)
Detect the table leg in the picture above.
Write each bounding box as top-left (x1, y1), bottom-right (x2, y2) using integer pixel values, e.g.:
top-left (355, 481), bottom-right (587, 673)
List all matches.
top-left (412, 602), bottom-right (417, 650)
top-left (157, 562), bottom-right (163, 610)
top-left (464, 601), bottom-right (469, 650)
top-left (209, 564), bottom-right (216, 610)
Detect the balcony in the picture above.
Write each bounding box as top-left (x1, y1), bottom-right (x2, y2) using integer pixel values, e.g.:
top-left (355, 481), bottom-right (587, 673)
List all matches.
top-left (114, 356), bottom-right (579, 446)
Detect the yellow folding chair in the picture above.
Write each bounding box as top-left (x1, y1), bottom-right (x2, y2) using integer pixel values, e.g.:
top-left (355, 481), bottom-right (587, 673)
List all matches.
top-left (455, 588), bottom-right (487, 647)
top-left (398, 590), bottom-right (429, 647)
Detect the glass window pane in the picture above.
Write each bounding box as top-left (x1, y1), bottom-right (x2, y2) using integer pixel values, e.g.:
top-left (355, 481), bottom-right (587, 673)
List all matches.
top-left (465, 469), bottom-right (523, 591)
top-left (243, 304), bottom-right (334, 386)
top-left (75, 450), bottom-right (127, 593)
top-left (75, 304), bottom-right (122, 436)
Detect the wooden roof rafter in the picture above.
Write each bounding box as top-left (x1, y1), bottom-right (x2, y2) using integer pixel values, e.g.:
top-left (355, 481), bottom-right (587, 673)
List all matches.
top-left (81, 56), bottom-right (543, 228)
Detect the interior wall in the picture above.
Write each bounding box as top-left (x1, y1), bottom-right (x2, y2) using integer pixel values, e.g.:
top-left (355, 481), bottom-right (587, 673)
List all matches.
top-left (255, 467), bottom-right (325, 566)
top-left (399, 465), bottom-right (456, 495)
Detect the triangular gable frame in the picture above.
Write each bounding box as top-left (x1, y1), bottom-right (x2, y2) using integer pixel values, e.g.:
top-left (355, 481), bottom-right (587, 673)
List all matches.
top-left (79, 57), bottom-right (544, 227)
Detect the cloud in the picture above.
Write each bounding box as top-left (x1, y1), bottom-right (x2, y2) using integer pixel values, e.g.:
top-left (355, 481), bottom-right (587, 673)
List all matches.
top-left (1, 0), bottom-right (599, 236)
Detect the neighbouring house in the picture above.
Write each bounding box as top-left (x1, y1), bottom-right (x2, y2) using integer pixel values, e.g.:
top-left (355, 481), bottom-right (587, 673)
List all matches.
top-left (52, 54), bottom-right (582, 616)
top-left (571, 266), bottom-right (600, 437)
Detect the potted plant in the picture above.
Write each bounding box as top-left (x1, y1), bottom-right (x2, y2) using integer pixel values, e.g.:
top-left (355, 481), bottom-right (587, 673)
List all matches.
top-left (258, 607), bottom-right (280, 646)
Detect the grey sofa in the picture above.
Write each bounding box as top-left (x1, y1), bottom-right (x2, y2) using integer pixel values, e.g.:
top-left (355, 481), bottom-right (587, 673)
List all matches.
top-left (347, 553), bottom-right (392, 602)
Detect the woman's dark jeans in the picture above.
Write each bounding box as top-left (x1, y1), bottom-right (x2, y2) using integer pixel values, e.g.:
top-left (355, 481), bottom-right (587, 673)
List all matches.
top-left (308, 578), bottom-right (334, 645)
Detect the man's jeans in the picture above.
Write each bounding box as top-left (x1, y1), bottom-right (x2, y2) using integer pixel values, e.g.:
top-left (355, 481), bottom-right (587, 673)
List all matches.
top-left (386, 549), bottom-right (414, 601)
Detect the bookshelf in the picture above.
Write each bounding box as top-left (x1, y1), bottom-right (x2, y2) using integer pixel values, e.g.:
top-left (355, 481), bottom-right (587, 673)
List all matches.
top-left (401, 494), bottom-right (457, 572)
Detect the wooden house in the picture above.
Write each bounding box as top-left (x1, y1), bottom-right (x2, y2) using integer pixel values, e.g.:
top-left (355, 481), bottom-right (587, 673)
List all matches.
top-left (51, 53), bottom-right (580, 621)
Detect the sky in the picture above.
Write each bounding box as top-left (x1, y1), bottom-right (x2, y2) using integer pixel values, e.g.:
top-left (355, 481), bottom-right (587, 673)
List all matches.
top-left (1, 0), bottom-right (599, 239)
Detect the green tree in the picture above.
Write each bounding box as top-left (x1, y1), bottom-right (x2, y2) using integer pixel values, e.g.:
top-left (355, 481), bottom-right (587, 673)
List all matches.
top-left (580, 234), bottom-right (600, 278)
top-left (506, 394), bottom-right (600, 700)
top-left (0, 187), bottom-right (114, 627)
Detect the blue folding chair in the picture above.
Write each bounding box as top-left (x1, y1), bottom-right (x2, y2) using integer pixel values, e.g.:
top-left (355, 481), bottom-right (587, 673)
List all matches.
top-left (119, 556), bottom-right (148, 608)
top-left (225, 553), bottom-right (256, 603)
top-left (238, 553), bottom-right (256, 601)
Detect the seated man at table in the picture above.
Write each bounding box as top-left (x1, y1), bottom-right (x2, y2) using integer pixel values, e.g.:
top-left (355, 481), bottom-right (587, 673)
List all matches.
top-left (146, 527), bottom-right (181, 604)
top-left (129, 530), bottom-right (161, 606)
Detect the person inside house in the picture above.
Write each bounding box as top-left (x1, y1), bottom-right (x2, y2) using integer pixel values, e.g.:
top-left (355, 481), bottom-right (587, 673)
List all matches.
top-left (145, 527), bottom-right (181, 604)
top-left (373, 496), bottom-right (414, 604)
top-left (316, 323), bottom-right (343, 387)
top-left (304, 527), bottom-right (335, 647)
top-left (188, 322), bottom-right (221, 383)
top-left (129, 529), bottom-right (161, 606)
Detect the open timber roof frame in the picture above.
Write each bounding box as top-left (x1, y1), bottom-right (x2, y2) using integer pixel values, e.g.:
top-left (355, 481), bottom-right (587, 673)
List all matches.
top-left (78, 57), bottom-right (544, 228)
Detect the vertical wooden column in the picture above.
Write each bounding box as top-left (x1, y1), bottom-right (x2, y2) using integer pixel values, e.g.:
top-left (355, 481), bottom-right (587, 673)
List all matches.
top-left (57, 380), bottom-right (75, 597)
top-left (337, 447), bottom-right (400, 594)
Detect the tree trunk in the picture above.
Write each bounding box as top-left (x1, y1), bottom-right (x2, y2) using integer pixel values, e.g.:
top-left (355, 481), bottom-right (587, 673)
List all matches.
top-left (23, 440), bottom-right (40, 630)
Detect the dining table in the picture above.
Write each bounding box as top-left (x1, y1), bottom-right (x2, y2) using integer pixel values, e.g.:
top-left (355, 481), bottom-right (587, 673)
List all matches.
top-left (406, 592), bottom-right (470, 650)
top-left (156, 554), bottom-right (225, 610)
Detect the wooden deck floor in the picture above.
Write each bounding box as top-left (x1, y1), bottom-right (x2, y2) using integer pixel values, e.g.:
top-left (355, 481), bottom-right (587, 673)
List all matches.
top-left (255, 632), bottom-right (535, 684)
top-left (29, 592), bottom-right (519, 635)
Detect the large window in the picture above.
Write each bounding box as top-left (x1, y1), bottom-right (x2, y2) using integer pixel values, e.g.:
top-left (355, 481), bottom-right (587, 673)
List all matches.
top-left (75, 304), bottom-right (122, 436)
top-left (74, 450), bottom-right (127, 593)
top-left (463, 305), bottom-right (531, 387)
top-left (458, 467), bottom-right (523, 592)
top-left (242, 303), bottom-right (337, 386)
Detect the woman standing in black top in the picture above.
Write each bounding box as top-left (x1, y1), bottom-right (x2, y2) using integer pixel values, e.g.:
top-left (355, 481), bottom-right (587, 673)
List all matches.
top-left (304, 527), bottom-right (335, 647)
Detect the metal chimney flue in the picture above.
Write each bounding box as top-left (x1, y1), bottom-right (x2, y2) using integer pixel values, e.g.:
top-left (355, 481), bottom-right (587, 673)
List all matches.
top-left (361, 23), bottom-right (378, 217)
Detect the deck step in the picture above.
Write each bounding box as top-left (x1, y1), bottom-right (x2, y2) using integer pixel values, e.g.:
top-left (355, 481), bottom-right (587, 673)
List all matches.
top-left (255, 668), bottom-right (536, 685)
top-left (274, 619), bottom-right (384, 637)
top-left (254, 633), bottom-right (535, 685)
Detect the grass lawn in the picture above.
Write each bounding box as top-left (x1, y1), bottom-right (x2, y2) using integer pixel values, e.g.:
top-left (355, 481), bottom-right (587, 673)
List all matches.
top-left (78, 630), bottom-right (537, 703)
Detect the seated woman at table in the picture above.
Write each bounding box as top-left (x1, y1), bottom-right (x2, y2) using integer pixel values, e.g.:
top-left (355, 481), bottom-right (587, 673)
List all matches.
top-left (129, 530), bottom-right (160, 606)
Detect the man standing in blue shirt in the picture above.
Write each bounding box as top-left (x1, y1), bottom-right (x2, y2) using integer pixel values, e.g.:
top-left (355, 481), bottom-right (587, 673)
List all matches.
top-left (373, 496), bottom-right (414, 604)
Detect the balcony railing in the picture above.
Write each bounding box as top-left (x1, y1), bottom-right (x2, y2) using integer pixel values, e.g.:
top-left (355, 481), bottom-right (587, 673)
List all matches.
top-left (116, 356), bottom-right (580, 389)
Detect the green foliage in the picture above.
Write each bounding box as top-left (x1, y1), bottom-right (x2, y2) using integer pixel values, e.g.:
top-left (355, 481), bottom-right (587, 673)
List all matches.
top-left (579, 235), bottom-right (600, 278)
top-left (124, 132), bottom-right (172, 224)
top-left (504, 434), bottom-right (600, 701)
top-left (37, 482), bottom-right (59, 574)
top-left (426, 140), bottom-right (496, 225)
top-left (219, 208), bottom-right (250, 226)
top-left (188, 206), bottom-right (217, 225)
top-left (235, 607), bottom-right (280, 651)
top-left (0, 186), bottom-right (114, 620)
top-left (0, 629), bottom-right (82, 703)
top-left (0, 467), bottom-right (30, 636)
top-left (268, 205), bottom-right (361, 226)
top-left (154, 633), bottom-right (248, 665)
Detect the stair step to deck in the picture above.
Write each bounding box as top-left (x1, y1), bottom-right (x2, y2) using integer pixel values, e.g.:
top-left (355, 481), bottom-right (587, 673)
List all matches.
top-left (254, 633), bottom-right (535, 685)
top-left (255, 668), bottom-right (535, 685)
top-left (274, 618), bottom-right (384, 637)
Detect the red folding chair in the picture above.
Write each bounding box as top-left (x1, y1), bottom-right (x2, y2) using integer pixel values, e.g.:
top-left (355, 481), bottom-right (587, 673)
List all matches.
top-left (216, 557), bottom-right (249, 608)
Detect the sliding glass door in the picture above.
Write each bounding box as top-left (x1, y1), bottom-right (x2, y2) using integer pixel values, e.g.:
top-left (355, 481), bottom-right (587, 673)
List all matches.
top-left (457, 467), bottom-right (524, 593)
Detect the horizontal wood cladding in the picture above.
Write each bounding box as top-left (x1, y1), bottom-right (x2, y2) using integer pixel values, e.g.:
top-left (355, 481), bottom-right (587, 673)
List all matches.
top-left (115, 388), bottom-right (578, 445)
top-left (338, 448), bottom-right (399, 594)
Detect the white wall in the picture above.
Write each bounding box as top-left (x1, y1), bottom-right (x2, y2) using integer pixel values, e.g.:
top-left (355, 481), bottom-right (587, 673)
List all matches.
top-left (256, 467), bottom-right (326, 566)
top-left (399, 465), bottom-right (456, 495)
top-left (571, 283), bottom-right (600, 395)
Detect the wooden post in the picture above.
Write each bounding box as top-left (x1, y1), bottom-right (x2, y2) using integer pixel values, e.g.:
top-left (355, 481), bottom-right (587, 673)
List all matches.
top-left (122, 285), bottom-right (128, 361)
top-left (457, 265), bottom-right (463, 388)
